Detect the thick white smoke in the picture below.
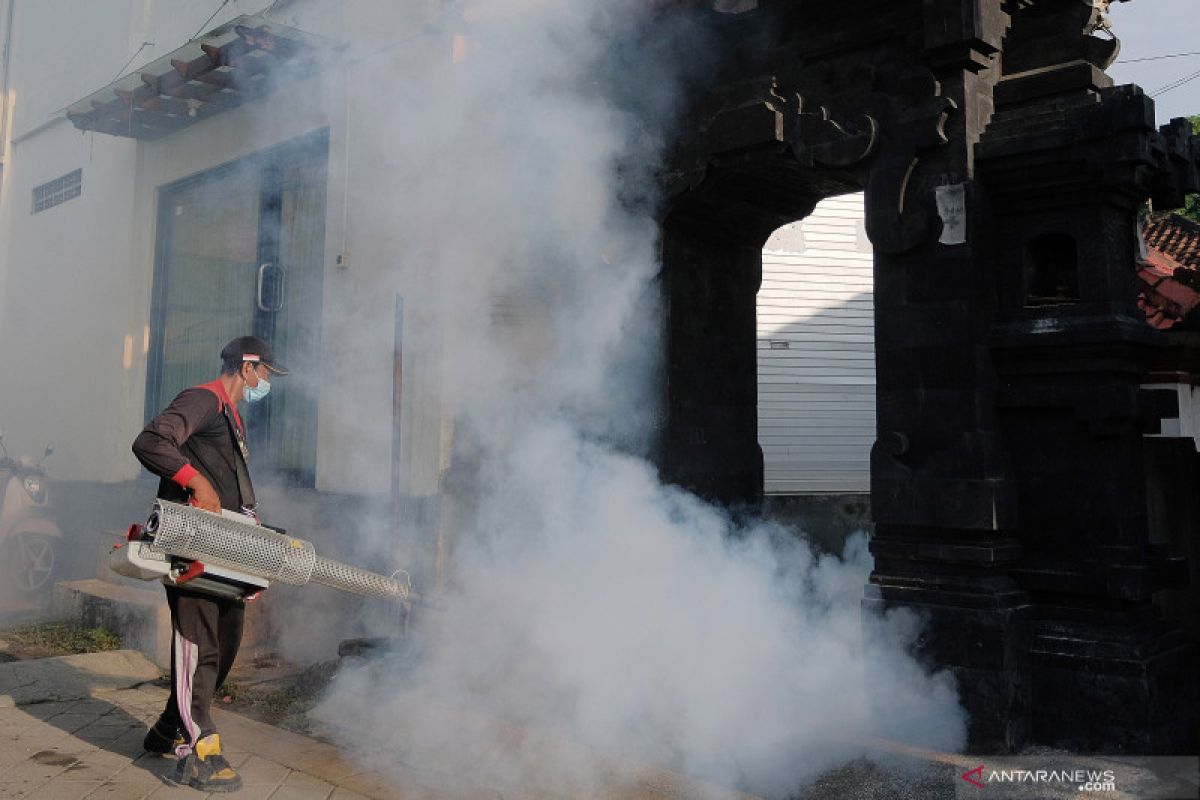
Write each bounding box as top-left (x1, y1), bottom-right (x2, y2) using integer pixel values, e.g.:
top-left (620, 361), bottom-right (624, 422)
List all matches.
top-left (320, 425), bottom-right (965, 797)
top-left (300, 0), bottom-right (967, 796)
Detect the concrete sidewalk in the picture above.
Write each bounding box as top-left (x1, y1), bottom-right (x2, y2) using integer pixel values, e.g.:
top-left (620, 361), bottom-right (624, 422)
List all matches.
top-left (0, 650), bottom-right (375, 800)
top-left (6, 649), bottom-right (1193, 800)
top-left (0, 651), bottom-right (769, 800)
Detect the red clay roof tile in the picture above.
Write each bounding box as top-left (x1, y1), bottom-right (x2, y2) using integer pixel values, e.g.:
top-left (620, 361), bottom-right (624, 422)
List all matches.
top-left (1137, 214), bottom-right (1200, 331)
top-left (1143, 213), bottom-right (1200, 270)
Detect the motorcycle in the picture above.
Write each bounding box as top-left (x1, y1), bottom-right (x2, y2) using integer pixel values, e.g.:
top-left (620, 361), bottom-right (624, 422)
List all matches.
top-left (0, 431), bottom-right (62, 595)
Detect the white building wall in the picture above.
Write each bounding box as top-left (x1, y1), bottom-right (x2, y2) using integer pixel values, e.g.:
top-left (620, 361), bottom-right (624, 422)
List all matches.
top-left (0, 0), bottom-right (146, 479)
top-left (0, 122), bottom-right (139, 480)
top-left (0, 0), bottom-right (18, 392)
top-left (1144, 383), bottom-right (1200, 452)
top-left (0, 0), bottom-right (448, 498)
top-left (758, 192), bottom-right (876, 495)
top-left (0, 0), bottom-right (13, 185)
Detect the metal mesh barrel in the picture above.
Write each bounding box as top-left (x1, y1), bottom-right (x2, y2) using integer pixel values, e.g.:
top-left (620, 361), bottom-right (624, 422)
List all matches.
top-left (311, 556), bottom-right (410, 600)
top-left (146, 501), bottom-right (410, 600)
top-left (148, 501), bottom-right (317, 585)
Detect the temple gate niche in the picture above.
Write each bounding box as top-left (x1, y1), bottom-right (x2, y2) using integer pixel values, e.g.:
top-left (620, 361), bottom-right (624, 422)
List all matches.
top-left (654, 0), bottom-right (1199, 752)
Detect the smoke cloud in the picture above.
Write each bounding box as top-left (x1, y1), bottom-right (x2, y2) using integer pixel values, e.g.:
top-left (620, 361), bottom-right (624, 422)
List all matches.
top-left (294, 0), bottom-right (968, 797)
top-left (319, 429), bottom-right (964, 797)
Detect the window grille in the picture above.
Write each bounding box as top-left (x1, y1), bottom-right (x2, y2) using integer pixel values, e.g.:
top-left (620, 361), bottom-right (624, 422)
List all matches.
top-left (31, 169), bottom-right (82, 214)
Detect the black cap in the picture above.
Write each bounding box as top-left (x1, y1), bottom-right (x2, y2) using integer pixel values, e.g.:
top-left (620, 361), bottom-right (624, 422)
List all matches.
top-left (220, 336), bottom-right (289, 375)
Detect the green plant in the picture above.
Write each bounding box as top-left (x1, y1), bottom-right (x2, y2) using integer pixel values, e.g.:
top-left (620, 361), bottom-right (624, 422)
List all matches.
top-left (2, 622), bottom-right (121, 655)
top-left (216, 680), bottom-right (317, 731)
top-left (215, 661), bottom-right (336, 734)
top-left (1175, 115), bottom-right (1200, 223)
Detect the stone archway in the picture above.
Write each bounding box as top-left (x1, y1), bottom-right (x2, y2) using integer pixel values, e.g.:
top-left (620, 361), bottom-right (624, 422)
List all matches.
top-left (658, 91), bottom-right (864, 507)
top-left (654, 0), bottom-right (1200, 752)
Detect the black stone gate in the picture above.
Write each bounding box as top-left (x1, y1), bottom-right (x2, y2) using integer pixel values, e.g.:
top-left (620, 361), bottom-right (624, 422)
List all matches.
top-left (654, 0), bottom-right (1200, 752)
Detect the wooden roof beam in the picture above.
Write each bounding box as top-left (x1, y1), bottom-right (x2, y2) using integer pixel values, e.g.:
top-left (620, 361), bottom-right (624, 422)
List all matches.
top-left (225, 52), bottom-right (276, 80)
top-left (142, 69), bottom-right (239, 109)
top-left (142, 71), bottom-right (200, 100)
top-left (201, 38), bottom-right (252, 68)
top-left (90, 96), bottom-right (162, 130)
top-left (115, 83), bottom-right (160, 108)
top-left (85, 100), bottom-right (142, 130)
top-left (187, 64), bottom-right (267, 95)
top-left (234, 25), bottom-right (304, 61)
top-left (201, 34), bottom-right (313, 84)
top-left (171, 52), bottom-right (220, 81)
top-left (190, 69), bottom-right (235, 89)
top-left (203, 37), bottom-right (287, 81)
top-left (137, 95), bottom-right (206, 119)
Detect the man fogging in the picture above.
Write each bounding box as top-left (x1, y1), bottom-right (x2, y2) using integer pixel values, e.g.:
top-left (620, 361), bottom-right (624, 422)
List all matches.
top-left (131, 335), bottom-right (287, 793)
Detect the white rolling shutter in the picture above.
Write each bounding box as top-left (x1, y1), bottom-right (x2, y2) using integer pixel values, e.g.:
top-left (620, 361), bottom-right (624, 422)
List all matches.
top-left (758, 193), bottom-right (875, 494)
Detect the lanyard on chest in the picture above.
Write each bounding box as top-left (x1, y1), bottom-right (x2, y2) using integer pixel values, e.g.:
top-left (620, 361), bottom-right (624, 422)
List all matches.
top-left (221, 405), bottom-right (258, 517)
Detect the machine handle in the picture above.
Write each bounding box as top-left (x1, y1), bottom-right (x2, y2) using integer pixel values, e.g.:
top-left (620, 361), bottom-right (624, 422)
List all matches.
top-left (172, 560), bottom-right (207, 585)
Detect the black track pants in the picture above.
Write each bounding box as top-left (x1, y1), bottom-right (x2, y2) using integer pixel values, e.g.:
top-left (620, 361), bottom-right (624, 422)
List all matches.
top-left (155, 585), bottom-right (245, 751)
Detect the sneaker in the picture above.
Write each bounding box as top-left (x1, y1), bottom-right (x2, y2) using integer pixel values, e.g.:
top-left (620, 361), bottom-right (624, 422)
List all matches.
top-left (172, 733), bottom-right (242, 793)
top-left (142, 719), bottom-right (185, 757)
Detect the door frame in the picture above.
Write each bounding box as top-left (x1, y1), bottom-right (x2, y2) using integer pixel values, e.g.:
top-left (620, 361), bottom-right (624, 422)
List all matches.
top-left (145, 128), bottom-right (330, 486)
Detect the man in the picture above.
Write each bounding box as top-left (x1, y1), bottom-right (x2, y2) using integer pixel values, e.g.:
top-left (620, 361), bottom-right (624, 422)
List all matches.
top-left (132, 336), bottom-right (287, 793)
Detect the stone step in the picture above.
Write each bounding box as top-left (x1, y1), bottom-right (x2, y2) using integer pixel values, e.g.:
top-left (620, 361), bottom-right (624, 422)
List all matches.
top-left (50, 579), bottom-right (171, 669)
top-left (50, 576), bottom-right (274, 671)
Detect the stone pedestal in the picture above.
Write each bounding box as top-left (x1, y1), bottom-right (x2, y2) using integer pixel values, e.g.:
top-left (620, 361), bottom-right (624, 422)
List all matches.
top-left (864, 577), bottom-right (1032, 751)
top-left (1030, 615), bottom-right (1196, 752)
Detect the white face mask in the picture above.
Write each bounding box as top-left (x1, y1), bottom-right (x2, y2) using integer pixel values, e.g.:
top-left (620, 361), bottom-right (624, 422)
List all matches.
top-left (243, 368), bottom-right (271, 403)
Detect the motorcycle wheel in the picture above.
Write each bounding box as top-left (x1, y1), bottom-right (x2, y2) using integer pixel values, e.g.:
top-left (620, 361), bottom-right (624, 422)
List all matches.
top-left (7, 533), bottom-right (56, 593)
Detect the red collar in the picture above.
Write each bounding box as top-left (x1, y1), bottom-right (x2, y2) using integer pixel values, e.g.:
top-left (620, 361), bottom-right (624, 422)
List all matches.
top-left (199, 379), bottom-right (243, 433)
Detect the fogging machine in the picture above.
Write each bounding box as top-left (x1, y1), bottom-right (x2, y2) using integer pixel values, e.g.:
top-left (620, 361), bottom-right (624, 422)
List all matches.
top-left (110, 500), bottom-right (414, 603)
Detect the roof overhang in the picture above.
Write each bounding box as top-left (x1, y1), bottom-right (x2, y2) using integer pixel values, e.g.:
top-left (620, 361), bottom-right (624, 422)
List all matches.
top-left (65, 15), bottom-right (340, 141)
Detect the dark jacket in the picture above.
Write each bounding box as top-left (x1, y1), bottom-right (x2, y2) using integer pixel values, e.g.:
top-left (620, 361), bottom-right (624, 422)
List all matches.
top-left (132, 380), bottom-right (251, 513)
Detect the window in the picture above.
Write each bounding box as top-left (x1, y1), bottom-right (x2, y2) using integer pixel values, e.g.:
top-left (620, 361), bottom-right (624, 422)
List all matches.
top-left (31, 169), bottom-right (82, 213)
top-left (1025, 232), bottom-right (1080, 306)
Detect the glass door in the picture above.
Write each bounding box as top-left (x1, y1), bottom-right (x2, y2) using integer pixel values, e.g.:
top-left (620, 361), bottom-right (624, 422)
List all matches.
top-left (147, 129), bottom-right (328, 486)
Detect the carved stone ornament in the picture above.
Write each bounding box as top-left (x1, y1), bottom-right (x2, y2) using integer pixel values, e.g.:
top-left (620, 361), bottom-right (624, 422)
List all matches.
top-left (665, 76), bottom-right (881, 201)
top-left (861, 67), bottom-right (957, 254)
top-left (797, 103), bottom-right (878, 167)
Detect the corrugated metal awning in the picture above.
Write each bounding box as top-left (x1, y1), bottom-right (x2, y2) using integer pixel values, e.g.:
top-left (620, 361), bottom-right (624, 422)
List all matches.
top-left (65, 15), bottom-right (340, 141)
